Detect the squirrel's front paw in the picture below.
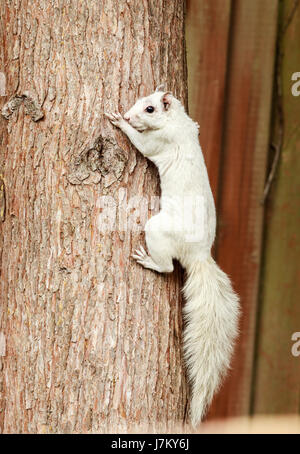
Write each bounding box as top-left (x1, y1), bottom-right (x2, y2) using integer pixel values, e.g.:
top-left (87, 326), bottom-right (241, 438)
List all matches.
top-left (105, 111), bottom-right (125, 129)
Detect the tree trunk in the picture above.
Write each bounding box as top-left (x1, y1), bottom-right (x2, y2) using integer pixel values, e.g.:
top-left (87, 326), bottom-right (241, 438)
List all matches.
top-left (0, 0), bottom-right (188, 434)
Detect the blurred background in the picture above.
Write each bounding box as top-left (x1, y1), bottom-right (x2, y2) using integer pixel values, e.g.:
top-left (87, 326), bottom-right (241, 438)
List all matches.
top-left (185, 0), bottom-right (300, 420)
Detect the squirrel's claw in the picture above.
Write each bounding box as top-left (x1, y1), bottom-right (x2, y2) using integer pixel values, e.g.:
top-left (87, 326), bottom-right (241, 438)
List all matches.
top-left (104, 112), bottom-right (114, 120)
top-left (132, 245), bottom-right (148, 261)
top-left (105, 111), bottom-right (124, 127)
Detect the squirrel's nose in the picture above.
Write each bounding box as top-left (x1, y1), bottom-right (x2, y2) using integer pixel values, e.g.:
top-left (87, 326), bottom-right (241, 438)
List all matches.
top-left (124, 113), bottom-right (130, 122)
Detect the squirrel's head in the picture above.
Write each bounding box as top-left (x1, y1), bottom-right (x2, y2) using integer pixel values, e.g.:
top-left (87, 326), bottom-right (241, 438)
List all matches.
top-left (124, 91), bottom-right (179, 132)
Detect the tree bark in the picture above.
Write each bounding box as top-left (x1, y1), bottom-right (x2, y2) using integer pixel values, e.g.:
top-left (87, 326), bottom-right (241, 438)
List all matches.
top-left (0, 0), bottom-right (188, 433)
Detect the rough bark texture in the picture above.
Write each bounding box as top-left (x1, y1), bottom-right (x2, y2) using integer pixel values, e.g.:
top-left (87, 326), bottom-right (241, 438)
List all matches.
top-left (0, 0), bottom-right (188, 434)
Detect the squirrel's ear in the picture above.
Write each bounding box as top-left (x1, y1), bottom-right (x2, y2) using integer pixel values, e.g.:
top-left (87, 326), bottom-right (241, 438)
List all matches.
top-left (161, 92), bottom-right (172, 111)
top-left (155, 84), bottom-right (165, 92)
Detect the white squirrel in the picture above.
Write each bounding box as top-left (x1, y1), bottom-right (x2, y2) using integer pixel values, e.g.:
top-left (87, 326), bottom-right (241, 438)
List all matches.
top-left (105, 88), bottom-right (240, 427)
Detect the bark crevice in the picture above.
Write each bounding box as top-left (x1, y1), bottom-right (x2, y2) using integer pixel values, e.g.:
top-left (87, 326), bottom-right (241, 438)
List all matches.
top-left (67, 136), bottom-right (126, 186)
top-left (1, 92), bottom-right (44, 122)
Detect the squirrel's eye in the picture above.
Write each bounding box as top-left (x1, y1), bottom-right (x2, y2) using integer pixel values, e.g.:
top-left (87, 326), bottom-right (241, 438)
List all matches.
top-left (145, 106), bottom-right (154, 113)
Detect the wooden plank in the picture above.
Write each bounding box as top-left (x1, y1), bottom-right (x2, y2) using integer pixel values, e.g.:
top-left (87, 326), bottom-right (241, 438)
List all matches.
top-left (253, 0), bottom-right (300, 414)
top-left (207, 0), bottom-right (279, 418)
top-left (185, 0), bottom-right (232, 201)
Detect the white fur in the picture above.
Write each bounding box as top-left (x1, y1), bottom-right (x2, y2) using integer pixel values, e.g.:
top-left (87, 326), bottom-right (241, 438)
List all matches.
top-left (105, 91), bottom-right (240, 427)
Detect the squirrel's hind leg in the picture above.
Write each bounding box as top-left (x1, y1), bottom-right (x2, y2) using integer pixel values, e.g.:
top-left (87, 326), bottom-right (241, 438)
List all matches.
top-left (132, 245), bottom-right (172, 273)
top-left (132, 214), bottom-right (175, 274)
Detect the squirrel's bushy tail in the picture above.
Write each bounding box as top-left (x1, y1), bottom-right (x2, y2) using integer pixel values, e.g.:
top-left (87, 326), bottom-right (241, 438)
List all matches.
top-left (183, 256), bottom-right (240, 427)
